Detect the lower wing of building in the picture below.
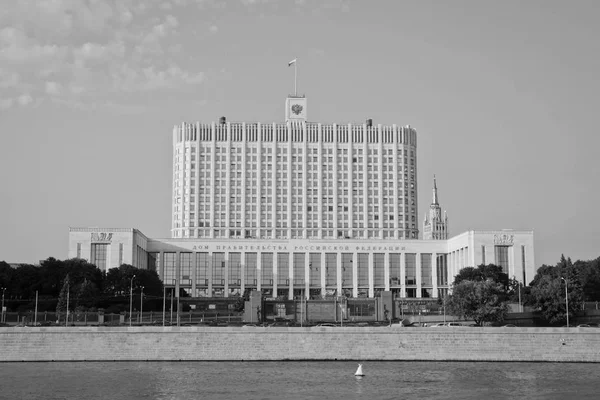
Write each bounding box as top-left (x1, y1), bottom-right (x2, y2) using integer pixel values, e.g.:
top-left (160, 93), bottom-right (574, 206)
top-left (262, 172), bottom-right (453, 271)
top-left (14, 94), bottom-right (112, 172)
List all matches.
top-left (68, 228), bottom-right (534, 299)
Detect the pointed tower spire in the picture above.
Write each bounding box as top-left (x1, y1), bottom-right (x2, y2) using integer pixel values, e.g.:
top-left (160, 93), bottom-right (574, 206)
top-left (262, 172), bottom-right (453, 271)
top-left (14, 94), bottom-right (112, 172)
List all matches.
top-left (432, 174), bottom-right (439, 205)
top-left (423, 175), bottom-right (448, 240)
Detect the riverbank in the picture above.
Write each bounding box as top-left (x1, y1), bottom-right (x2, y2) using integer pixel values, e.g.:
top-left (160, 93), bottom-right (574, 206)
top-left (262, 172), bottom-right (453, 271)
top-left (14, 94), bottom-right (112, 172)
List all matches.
top-left (1, 326), bottom-right (600, 362)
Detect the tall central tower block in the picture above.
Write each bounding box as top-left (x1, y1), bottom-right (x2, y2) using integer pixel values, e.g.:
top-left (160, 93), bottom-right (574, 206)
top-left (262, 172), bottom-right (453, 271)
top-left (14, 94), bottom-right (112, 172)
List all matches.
top-left (423, 176), bottom-right (448, 240)
top-left (171, 95), bottom-right (419, 241)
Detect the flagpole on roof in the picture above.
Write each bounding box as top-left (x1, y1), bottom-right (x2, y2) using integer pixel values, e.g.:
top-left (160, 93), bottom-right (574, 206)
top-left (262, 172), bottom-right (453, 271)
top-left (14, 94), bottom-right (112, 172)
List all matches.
top-left (288, 58), bottom-right (297, 96)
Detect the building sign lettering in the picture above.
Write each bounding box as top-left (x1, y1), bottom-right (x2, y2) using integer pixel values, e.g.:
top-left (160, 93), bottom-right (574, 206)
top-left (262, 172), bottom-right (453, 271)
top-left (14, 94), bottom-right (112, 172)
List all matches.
top-left (189, 243), bottom-right (409, 252)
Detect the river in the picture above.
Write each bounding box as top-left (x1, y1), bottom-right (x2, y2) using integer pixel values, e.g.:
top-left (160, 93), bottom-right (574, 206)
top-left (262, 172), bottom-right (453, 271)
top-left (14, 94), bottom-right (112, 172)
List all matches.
top-left (1, 361), bottom-right (599, 399)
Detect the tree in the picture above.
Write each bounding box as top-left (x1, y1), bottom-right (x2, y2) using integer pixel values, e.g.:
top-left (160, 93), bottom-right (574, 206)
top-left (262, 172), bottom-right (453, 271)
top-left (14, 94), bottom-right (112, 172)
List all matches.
top-left (453, 264), bottom-right (509, 290)
top-left (527, 255), bottom-right (584, 324)
top-left (56, 274), bottom-right (71, 316)
top-left (576, 257), bottom-right (600, 301)
top-left (527, 254), bottom-right (584, 324)
top-left (103, 264), bottom-right (163, 298)
top-left (75, 279), bottom-right (99, 311)
top-left (447, 279), bottom-right (509, 326)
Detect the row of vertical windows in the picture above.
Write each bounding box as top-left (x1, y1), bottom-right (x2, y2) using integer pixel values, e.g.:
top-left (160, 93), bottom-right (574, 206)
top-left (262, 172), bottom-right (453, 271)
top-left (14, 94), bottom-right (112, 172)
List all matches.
top-left (175, 123), bottom-right (417, 144)
top-left (156, 252), bottom-right (448, 288)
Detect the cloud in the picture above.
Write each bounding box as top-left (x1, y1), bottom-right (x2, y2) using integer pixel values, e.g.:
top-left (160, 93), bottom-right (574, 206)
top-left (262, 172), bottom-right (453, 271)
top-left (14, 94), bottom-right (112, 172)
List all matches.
top-left (45, 81), bottom-right (62, 95)
top-left (17, 94), bottom-right (33, 106)
top-left (0, 69), bottom-right (20, 88)
top-left (0, 0), bottom-right (209, 110)
top-left (0, 98), bottom-right (14, 110)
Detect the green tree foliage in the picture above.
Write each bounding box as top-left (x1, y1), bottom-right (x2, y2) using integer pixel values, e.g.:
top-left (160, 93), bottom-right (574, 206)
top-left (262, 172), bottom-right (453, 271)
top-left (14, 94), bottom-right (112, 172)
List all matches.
top-left (527, 254), bottom-right (584, 324)
top-left (56, 274), bottom-right (71, 314)
top-left (104, 264), bottom-right (163, 297)
top-left (0, 261), bottom-right (14, 290)
top-left (75, 279), bottom-right (99, 311)
top-left (447, 279), bottom-right (509, 326)
top-left (576, 257), bottom-right (600, 301)
top-left (453, 264), bottom-right (509, 290)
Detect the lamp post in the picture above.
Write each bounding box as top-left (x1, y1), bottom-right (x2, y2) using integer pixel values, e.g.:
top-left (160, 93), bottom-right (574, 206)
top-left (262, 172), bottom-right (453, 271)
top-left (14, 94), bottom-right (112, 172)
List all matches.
top-left (561, 277), bottom-right (569, 327)
top-left (139, 286), bottom-right (144, 324)
top-left (513, 276), bottom-right (523, 313)
top-left (1, 287), bottom-right (6, 324)
top-left (162, 285), bottom-right (166, 326)
top-left (129, 275), bottom-right (136, 327)
top-left (65, 282), bottom-right (70, 327)
top-left (518, 282), bottom-right (522, 313)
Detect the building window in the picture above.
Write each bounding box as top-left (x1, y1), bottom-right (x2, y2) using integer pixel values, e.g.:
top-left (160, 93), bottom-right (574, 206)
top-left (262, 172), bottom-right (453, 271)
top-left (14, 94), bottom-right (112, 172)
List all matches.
top-left (118, 243), bottom-right (123, 266)
top-left (245, 253), bottom-right (257, 287)
top-left (164, 253), bottom-right (176, 285)
top-left (91, 244), bottom-right (108, 271)
top-left (374, 253), bottom-right (385, 287)
top-left (420, 253), bottom-right (432, 286)
top-left (277, 253), bottom-right (289, 286)
top-left (76, 243), bottom-right (81, 259)
top-left (357, 253), bottom-right (368, 287)
top-left (180, 253), bottom-right (193, 283)
top-left (495, 246), bottom-right (510, 274)
top-left (261, 253), bottom-right (273, 286)
top-left (405, 253), bottom-right (416, 285)
top-left (481, 245), bottom-right (486, 265)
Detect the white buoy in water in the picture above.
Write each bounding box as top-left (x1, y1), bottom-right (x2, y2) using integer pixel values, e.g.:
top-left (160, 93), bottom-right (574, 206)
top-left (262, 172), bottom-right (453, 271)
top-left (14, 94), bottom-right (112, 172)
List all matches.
top-left (355, 363), bottom-right (365, 377)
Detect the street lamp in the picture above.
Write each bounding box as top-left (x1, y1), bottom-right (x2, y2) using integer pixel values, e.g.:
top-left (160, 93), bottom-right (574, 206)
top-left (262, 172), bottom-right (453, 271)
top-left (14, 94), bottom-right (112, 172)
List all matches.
top-left (1, 287), bottom-right (6, 324)
top-left (140, 286), bottom-right (144, 324)
top-left (561, 277), bottom-right (569, 327)
top-left (513, 276), bottom-right (523, 313)
top-left (129, 275), bottom-right (136, 327)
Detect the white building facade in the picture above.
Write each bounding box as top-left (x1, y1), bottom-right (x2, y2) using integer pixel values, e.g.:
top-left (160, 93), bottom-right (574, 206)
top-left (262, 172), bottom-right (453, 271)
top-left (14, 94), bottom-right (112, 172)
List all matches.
top-left (68, 228), bottom-right (534, 300)
top-left (68, 94), bottom-right (535, 299)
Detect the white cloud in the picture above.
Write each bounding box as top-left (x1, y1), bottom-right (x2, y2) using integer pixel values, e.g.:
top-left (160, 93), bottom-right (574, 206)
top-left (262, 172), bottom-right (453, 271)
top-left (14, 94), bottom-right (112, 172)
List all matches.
top-left (0, 98), bottom-right (14, 110)
top-left (0, 69), bottom-right (20, 88)
top-left (0, 0), bottom-right (209, 109)
top-left (17, 94), bottom-right (33, 106)
top-left (45, 81), bottom-right (62, 95)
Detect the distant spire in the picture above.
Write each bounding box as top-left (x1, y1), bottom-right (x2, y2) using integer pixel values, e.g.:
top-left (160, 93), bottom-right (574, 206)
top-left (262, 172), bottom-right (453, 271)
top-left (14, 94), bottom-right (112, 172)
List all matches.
top-left (432, 175), bottom-right (439, 205)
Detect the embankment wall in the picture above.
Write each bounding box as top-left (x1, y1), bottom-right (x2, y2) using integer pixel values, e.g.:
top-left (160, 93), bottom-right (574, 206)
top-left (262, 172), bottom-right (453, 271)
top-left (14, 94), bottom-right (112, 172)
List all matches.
top-left (1, 326), bottom-right (600, 362)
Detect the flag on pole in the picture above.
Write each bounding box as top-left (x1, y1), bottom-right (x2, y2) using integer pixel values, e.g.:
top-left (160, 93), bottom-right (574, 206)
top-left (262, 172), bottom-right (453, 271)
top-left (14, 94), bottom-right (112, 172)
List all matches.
top-left (288, 58), bottom-right (297, 66)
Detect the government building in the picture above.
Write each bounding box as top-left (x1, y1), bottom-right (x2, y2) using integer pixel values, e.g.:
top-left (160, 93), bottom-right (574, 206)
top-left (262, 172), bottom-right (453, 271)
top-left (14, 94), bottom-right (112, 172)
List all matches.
top-left (68, 94), bottom-right (535, 301)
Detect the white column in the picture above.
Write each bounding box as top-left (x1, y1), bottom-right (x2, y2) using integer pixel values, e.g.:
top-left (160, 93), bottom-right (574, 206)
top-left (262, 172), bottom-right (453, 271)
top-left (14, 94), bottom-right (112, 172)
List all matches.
top-left (337, 252), bottom-right (343, 296)
top-left (368, 252), bottom-right (374, 298)
top-left (256, 252), bottom-right (262, 292)
top-left (273, 251), bottom-right (278, 297)
top-left (352, 253), bottom-right (358, 298)
top-left (240, 251), bottom-right (245, 293)
top-left (321, 252), bottom-right (326, 297)
top-left (400, 252), bottom-right (406, 298)
top-left (288, 252), bottom-right (294, 300)
top-left (384, 252), bottom-right (390, 291)
top-left (431, 252), bottom-right (438, 298)
top-left (416, 252), bottom-right (422, 298)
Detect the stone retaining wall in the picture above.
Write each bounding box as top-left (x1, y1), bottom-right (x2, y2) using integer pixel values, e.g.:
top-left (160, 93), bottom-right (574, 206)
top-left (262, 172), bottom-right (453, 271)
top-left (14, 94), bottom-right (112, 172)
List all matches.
top-left (1, 326), bottom-right (600, 362)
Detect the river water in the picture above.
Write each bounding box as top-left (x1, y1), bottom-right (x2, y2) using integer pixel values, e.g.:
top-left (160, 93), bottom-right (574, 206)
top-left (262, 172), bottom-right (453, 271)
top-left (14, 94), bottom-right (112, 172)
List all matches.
top-left (1, 361), bottom-right (599, 400)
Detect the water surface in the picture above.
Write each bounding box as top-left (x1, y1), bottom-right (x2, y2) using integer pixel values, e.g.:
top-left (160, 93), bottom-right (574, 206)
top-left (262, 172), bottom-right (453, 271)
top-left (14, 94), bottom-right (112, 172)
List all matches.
top-left (1, 361), bottom-right (598, 400)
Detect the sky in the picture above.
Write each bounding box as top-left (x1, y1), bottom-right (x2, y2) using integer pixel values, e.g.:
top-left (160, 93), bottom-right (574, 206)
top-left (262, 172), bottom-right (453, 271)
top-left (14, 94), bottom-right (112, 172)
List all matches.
top-left (1, 0), bottom-right (599, 268)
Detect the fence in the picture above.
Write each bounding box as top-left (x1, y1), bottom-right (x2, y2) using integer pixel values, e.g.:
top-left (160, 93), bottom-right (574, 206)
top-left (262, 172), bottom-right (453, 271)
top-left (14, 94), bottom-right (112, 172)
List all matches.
top-left (0, 311), bottom-right (243, 327)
